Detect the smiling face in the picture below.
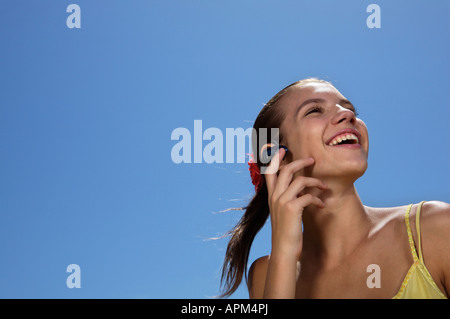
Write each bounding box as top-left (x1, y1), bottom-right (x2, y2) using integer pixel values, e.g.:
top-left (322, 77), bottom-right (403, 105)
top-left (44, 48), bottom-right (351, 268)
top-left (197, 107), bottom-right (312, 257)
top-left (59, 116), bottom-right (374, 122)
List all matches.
top-left (278, 82), bottom-right (369, 183)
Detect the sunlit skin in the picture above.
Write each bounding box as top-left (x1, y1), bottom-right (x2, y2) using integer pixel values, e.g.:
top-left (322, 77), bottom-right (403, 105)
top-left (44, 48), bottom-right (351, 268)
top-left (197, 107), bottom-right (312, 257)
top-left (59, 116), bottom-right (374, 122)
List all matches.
top-left (281, 83), bottom-right (369, 183)
top-left (248, 82), bottom-right (450, 299)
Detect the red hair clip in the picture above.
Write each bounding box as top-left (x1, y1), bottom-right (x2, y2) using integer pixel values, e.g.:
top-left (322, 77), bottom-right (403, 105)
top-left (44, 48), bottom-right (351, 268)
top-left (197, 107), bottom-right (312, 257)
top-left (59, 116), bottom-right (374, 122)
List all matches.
top-left (248, 153), bottom-right (263, 193)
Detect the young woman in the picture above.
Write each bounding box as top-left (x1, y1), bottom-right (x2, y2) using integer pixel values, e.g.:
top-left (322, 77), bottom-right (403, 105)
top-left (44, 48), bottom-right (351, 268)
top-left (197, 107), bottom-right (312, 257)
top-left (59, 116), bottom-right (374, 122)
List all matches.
top-left (220, 78), bottom-right (449, 298)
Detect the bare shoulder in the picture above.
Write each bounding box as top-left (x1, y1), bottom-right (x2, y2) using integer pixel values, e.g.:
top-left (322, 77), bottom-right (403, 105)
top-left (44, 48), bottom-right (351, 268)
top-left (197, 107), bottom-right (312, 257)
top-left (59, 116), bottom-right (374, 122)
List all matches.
top-left (248, 255), bottom-right (269, 299)
top-left (364, 204), bottom-right (410, 231)
top-left (419, 201), bottom-right (450, 248)
top-left (417, 201), bottom-right (450, 296)
top-left (364, 201), bottom-right (450, 243)
top-left (421, 200), bottom-right (450, 223)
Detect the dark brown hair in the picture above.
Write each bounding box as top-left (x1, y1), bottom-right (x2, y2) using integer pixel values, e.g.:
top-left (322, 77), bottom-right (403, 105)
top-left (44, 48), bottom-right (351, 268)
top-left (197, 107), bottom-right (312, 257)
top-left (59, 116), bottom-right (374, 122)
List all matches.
top-left (218, 78), bottom-right (332, 297)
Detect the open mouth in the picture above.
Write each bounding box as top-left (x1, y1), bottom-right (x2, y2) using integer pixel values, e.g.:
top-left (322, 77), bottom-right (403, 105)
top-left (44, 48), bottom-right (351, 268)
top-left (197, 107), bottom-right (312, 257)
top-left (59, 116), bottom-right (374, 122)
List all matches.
top-left (327, 133), bottom-right (360, 146)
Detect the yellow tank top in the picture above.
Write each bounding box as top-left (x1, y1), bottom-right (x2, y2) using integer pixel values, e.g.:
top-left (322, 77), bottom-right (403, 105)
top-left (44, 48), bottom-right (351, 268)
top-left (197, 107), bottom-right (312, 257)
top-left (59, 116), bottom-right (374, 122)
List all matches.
top-left (392, 201), bottom-right (447, 299)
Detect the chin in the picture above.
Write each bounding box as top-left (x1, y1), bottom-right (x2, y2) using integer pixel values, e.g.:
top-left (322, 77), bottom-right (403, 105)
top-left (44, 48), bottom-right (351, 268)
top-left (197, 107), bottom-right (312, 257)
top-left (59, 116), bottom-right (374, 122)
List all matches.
top-left (312, 158), bottom-right (368, 183)
top-left (339, 160), bottom-right (368, 183)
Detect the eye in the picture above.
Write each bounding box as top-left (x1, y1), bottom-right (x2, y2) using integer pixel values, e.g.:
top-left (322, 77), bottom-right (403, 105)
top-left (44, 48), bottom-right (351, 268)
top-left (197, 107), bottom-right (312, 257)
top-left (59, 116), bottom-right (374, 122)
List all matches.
top-left (305, 106), bottom-right (323, 116)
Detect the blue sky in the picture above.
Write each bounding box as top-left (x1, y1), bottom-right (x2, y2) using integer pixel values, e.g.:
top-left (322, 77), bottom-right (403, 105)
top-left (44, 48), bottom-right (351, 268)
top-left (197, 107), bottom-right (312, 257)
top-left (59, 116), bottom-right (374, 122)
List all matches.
top-left (0, 0), bottom-right (448, 298)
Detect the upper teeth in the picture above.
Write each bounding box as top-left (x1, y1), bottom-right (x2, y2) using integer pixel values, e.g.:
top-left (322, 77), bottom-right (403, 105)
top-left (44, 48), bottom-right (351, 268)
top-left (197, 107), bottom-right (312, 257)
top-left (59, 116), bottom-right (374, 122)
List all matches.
top-left (328, 133), bottom-right (359, 146)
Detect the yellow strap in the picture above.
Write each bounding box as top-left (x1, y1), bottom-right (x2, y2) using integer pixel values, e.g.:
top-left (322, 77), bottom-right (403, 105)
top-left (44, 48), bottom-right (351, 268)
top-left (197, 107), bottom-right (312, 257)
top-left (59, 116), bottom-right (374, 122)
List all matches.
top-left (405, 204), bottom-right (419, 263)
top-left (416, 201), bottom-right (426, 262)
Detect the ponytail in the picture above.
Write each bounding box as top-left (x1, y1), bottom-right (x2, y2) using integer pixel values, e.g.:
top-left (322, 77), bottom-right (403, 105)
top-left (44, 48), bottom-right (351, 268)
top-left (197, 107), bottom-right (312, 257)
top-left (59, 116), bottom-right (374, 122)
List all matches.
top-left (219, 183), bottom-right (269, 297)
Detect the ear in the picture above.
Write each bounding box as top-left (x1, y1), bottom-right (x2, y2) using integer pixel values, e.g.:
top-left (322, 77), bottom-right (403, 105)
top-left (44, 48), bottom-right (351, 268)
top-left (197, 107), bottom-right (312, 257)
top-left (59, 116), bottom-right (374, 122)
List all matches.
top-left (259, 144), bottom-right (288, 166)
top-left (259, 143), bottom-right (276, 165)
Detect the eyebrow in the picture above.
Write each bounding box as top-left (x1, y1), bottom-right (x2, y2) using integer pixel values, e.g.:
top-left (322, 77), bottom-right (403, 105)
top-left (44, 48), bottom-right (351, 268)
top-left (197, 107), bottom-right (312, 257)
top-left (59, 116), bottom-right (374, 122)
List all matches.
top-left (294, 98), bottom-right (357, 117)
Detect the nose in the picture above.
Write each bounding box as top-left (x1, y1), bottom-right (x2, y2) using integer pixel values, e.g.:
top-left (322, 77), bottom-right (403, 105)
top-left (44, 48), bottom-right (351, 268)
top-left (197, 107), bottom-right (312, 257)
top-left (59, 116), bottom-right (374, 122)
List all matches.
top-left (331, 104), bottom-right (356, 125)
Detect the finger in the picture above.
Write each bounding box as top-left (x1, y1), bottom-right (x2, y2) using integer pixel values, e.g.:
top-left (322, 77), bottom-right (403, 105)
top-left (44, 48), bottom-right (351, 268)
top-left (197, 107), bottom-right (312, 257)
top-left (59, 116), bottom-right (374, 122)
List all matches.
top-left (278, 177), bottom-right (328, 204)
top-left (286, 193), bottom-right (326, 212)
top-left (264, 147), bottom-right (286, 200)
top-left (271, 157), bottom-right (315, 202)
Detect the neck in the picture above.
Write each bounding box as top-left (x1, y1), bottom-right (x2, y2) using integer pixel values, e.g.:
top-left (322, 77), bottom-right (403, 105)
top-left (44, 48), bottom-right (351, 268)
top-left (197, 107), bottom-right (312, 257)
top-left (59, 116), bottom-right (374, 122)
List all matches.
top-left (301, 181), bottom-right (373, 267)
